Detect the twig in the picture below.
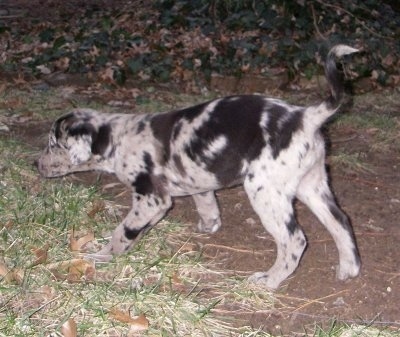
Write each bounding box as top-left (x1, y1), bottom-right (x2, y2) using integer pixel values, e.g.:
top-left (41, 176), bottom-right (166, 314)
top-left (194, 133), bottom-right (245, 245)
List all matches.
top-left (288, 289), bottom-right (349, 312)
top-left (203, 243), bottom-right (272, 255)
top-left (310, 3), bottom-right (327, 41)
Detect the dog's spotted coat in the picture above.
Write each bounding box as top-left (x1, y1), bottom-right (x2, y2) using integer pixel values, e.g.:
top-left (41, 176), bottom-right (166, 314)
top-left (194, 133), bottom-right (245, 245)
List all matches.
top-left (37, 45), bottom-right (361, 289)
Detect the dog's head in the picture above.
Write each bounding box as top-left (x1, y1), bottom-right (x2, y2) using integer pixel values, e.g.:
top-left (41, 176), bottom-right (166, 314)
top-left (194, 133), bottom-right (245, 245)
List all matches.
top-left (36, 109), bottom-right (112, 178)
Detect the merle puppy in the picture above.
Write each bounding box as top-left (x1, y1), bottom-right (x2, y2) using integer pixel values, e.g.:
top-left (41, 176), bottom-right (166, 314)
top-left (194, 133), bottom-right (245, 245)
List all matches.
top-left (36, 45), bottom-right (361, 289)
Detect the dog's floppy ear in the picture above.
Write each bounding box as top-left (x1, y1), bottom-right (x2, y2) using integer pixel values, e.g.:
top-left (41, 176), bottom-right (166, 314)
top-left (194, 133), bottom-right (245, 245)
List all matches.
top-left (53, 111), bottom-right (112, 165)
top-left (67, 122), bottom-right (96, 165)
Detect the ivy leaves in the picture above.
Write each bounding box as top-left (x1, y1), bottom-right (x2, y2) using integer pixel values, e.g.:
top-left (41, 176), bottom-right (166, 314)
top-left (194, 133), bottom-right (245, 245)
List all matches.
top-left (1, 0), bottom-right (399, 87)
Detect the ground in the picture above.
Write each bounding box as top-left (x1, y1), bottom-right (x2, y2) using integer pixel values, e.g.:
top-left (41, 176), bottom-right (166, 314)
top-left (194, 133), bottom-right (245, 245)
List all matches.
top-left (6, 79), bottom-right (399, 335)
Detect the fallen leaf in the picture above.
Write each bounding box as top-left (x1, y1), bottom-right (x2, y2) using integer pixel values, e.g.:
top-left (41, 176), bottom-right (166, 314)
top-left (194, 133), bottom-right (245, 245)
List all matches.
top-left (70, 231), bottom-right (95, 252)
top-left (67, 259), bottom-right (95, 282)
top-left (109, 308), bottom-right (135, 324)
top-left (0, 260), bottom-right (24, 284)
top-left (128, 314), bottom-right (149, 332)
top-left (87, 200), bottom-right (106, 218)
top-left (61, 318), bottom-right (77, 337)
top-left (109, 309), bottom-right (149, 331)
top-left (31, 244), bottom-right (49, 266)
top-left (0, 261), bottom-right (12, 282)
top-left (12, 74), bottom-right (29, 86)
top-left (99, 66), bottom-right (115, 83)
top-left (46, 259), bottom-right (95, 282)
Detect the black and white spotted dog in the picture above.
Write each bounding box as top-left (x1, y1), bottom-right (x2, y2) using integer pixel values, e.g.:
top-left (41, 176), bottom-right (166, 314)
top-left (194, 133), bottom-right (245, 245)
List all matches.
top-left (36, 45), bottom-right (361, 289)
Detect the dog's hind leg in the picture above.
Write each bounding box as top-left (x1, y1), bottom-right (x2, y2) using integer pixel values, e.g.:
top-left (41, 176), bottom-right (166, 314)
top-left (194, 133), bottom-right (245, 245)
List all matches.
top-left (296, 160), bottom-right (361, 281)
top-left (244, 173), bottom-right (307, 290)
top-left (192, 191), bottom-right (221, 233)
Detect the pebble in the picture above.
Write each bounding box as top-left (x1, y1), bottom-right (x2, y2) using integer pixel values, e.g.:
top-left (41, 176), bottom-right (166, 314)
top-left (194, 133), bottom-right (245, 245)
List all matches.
top-left (333, 296), bottom-right (346, 306)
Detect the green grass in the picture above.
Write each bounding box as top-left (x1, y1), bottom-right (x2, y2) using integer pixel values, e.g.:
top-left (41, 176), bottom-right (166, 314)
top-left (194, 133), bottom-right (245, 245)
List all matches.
top-left (333, 90), bottom-right (400, 152)
top-left (0, 137), bottom-right (277, 336)
top-left (329, 152), bottom-right (374, 174)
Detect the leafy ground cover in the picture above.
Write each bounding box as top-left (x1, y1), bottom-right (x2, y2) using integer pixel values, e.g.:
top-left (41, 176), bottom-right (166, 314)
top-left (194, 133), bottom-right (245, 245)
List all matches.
top-left (0, 0), bottom-right (399, 89)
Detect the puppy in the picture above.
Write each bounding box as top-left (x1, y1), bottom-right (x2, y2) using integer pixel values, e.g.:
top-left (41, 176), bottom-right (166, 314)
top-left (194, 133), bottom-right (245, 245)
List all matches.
top-left (36, 45), bottom-right (361, 289)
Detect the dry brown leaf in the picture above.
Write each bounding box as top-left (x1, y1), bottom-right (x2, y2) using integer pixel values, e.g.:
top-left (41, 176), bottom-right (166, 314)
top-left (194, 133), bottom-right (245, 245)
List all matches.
top-left (0, 261), bottom-right (12, 283)
top-left (109, 309), bottom-right (149, 331)
top-left (109, 308), bottom-right (134, 324)
top-left (67, 259), bottom-right (94, 281)
top-left (87, 200), bottom-right (106, 218)
top-left (31, 244), bottom-right (49, 266)
top-left (12, 74), bottom-right (29, 86)
top-left (0, 260), bottom-right (24, 284)
top-left (70, 231), bottom-right (95, 252)
top-left (4, 220), bottom-right (13, 229)
top-left (46, 259), bottom-right (95, 282)
top-left (128, 314), bottom-right (149, 332)
top-left (61, 318), bottom-right (77, 337)
top-left (54, 57), bottom-right (70, 71)
top-left (99, 67), bottom-right (116, 83)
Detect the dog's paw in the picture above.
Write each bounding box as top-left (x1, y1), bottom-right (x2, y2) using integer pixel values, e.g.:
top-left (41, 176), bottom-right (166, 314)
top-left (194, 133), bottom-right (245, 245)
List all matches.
top-left (336, 261), bottom-right (361, 281)
top-left (197, 218), bottom-right (221, 233)
top-left (248, 272), bottom-right (279, 290)
top-left (83, 244), bottom-right (113, 262)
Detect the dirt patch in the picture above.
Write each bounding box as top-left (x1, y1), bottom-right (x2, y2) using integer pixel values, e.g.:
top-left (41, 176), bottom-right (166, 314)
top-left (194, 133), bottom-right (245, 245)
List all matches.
top-left (5, 86), bottom-right (399, 335)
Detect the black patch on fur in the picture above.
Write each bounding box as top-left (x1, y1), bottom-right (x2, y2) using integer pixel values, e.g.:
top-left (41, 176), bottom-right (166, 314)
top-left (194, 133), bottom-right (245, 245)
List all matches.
top-left (172, 154), bottom-right (186, 176)
top-left (353, 247), bottom-right (361, 266)
top-left (53, 113), bottom-right (75, 140)
top-left (68, 122), bottom-right (96, 138)
top-left (185, 95), bottom-right (266, 185)
top-left (136, 120), bottom-right (146, 134)
top-left (132, 172), bottom-right (153, 195)
top-left (286, 214), bottom-right (298, 235)
top-left (264, 104), bottom-right (304, 159)
top-left (143, 151), bottom-right (154, 173)
top-left (92, 124), bottom-right (111, 156)
top-left (124, 227), bottom-right (142, 240)
top-left (131, 152), bottom-right (164, 197)
top-left (150, 102), bottom-right (209, 162)
top-left (172, 122), bottom-right (183, 140)
top-left (124, 223), bottom-right (150, 240)
top-left (325, 195), bottom-right (352, 230)
top-left (324, 192), bottom-right (360, 263)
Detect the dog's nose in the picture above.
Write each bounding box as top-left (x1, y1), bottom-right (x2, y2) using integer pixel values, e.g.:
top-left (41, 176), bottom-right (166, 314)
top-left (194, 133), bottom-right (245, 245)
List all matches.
top-left (33, 159), bottom-right (39, 169)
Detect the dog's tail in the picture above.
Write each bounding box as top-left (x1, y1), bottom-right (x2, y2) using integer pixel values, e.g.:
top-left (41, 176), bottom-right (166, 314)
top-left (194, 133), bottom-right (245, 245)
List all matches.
top-left (310, 44), bottom-right (359, 127)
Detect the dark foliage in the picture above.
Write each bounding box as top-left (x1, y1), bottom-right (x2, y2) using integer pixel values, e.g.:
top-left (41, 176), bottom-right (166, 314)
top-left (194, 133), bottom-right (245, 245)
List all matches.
top-left (0, 0), bottom-right (398, 87)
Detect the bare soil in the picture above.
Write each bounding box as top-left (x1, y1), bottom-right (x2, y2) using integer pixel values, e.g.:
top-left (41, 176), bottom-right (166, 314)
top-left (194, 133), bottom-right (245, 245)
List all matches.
top-left (6, 83), bottom-right (399, 335)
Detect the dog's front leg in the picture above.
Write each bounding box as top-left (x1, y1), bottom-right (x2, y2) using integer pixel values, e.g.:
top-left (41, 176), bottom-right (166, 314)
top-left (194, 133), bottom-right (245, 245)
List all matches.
top-left (192, 191), bottom-right (221, 233)
top-left (87, 191), bottom-right (172, 261)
